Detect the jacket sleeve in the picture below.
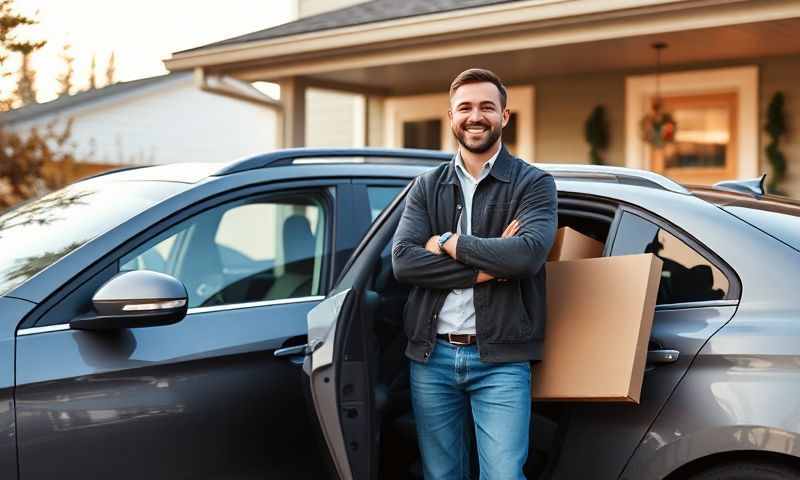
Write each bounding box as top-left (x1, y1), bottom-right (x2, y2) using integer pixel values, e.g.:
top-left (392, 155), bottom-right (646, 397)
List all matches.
top-left (455, 173), bottom-right (557, 280)
top-left (392, 176), bottom-right (479, 290)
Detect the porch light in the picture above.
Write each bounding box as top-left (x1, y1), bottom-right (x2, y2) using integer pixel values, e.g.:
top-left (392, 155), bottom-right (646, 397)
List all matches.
top-left (640, 42), bottom-right (677, 148)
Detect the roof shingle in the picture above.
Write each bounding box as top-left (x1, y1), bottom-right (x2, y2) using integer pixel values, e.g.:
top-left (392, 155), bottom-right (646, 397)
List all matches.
top-left (176, 0), bottom-right (522, 54)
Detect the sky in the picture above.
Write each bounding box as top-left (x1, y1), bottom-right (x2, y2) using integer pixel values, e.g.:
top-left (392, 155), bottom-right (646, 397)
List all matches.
top-left (6, 0), bottom-right (298, 102)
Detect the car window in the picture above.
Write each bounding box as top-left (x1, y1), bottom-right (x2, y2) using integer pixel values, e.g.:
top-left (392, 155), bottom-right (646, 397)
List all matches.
top-left (611, 211), bottom-right (729, 304)
top-left (367, 186), bottom-right (404, 222)
top-left (120, 190), bottom-right (329, 309)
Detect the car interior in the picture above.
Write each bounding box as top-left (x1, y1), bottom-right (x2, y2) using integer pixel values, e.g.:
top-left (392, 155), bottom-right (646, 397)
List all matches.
top-left (331, 194), bottom-right (620, 479)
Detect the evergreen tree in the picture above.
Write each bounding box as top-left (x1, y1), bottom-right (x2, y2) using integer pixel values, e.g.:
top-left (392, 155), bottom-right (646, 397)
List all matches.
top-left (57, 42), bottom-right (75, 96)
top-left (0, 0), bottom-right (84, 208)
top-left (13, 49), bottom-right (36, 105)
top-left (105, 50), bottom-right (116, 85)
top-left (0, 0), bottom-right (45, 110)
top-left (88, 53), bottom-right (97, 89)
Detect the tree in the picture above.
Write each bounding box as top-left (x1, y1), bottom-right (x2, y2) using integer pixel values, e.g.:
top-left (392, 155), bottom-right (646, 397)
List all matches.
top-left (0, 0), bottom-right (45, 110)
top-left (105, 50), bottom-right (116, 85)
top-left (57, 42), bottom-right (75, 96)
top-left (0, 0), bottom-right (85, 209)
top-left (88, 53), bottom-right (97, 89)
top-left (13, 48), bottom-right (36, 105)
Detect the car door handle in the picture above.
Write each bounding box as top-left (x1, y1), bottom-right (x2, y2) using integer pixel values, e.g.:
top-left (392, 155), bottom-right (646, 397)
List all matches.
top-left (647, 349), bottom-right (680, 364)
top-left (274, 344), bottom-right (308, 357)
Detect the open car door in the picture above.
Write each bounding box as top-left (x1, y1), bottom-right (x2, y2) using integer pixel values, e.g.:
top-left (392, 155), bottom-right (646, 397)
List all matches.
top-left (303, 286), bottom-right (382, 480)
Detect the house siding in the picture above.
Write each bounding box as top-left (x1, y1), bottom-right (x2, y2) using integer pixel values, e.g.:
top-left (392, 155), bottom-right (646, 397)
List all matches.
top-left (533, 53), bottom-right (800, 196)
top-left (8, 80), bottom-right (278, 165)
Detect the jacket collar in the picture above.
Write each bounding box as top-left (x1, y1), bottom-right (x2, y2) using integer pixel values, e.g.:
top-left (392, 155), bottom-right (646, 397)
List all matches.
top-left (445, 143), bottom-right (512, 184)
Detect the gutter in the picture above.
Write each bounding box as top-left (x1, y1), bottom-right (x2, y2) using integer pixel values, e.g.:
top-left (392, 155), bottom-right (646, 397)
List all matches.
top-left (193, 67), bottom-right (282, 111)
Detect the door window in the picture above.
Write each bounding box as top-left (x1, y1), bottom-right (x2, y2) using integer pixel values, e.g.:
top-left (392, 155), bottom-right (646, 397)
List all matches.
top-left (120, 191), bottom-right (329, 308)
top-left (611, 211), bottom-right (728, 304)
top-left (367, 186), bottom-right (404, 222)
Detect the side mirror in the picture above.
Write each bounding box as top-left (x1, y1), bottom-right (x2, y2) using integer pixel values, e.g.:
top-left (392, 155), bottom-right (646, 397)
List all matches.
top-left (70, 270), bottom-right (189, 331)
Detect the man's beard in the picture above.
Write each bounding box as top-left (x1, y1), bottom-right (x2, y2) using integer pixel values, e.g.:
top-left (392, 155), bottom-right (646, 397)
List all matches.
top-left (452, 121), bottom-right (502, 154)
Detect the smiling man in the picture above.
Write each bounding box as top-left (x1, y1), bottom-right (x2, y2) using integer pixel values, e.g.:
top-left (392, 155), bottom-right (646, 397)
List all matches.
top-left (392, 68), bottom-right (557, 479)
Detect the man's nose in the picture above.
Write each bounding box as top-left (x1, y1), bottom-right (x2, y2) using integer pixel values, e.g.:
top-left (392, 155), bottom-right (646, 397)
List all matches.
top-left (467, 108), bottom-right (482, 122)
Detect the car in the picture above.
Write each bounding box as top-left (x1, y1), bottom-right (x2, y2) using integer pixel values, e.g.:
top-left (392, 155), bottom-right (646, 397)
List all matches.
top-left (0, 148), bottom-right (446, 480)
top-left (1, 149), bottom-right (799, 480)
top-left (304, 161), bottom-right (800, 480)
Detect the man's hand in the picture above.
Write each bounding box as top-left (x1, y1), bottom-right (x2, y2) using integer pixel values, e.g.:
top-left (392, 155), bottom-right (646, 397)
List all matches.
top-left (425, 235), bottom-right (442, 255)
top-left (457, 219), bottom-right (521, 283)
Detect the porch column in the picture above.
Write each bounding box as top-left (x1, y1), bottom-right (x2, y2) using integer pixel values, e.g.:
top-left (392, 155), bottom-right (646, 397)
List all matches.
top-left (278, 77), bottom-right (307, 148)
top-left (365, 95), bottom-right (385, 147)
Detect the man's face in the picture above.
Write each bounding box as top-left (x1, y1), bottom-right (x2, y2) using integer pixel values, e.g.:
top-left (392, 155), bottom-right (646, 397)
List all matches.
top-left (449, 82), bottom-right (510, 154)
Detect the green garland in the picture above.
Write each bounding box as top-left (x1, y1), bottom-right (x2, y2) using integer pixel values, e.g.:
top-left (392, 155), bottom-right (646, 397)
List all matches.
top-left (584, 105), bottom-right (609, 165)
top-left (765, 92), bottom-right (787, 195)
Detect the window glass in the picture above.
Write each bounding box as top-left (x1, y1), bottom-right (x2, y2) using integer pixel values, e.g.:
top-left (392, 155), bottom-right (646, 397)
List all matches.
top-left (403, 119), bottom-right (441, 150)
top-left (120, 191), bottom-right (328, 308)
top-left (612, 212), bottom-right (728, 304)
top-left (0, 180), bottom-right (185, 296)
top-left (367, 186), bottom-right (404, 222)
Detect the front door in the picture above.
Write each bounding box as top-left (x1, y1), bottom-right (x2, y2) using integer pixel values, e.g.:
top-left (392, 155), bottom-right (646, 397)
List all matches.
top-left (15, 185), bottom-right (338, 479)
top-left (549, 208), bottom-right (739, 478)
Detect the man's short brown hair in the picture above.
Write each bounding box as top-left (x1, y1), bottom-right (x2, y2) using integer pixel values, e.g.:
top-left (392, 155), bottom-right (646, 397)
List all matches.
top-left (449, 68), bottom-right (508, 110)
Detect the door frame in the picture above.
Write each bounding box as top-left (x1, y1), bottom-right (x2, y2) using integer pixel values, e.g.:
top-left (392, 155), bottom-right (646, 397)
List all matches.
top-left (625, 65), bottom-right (758, 180)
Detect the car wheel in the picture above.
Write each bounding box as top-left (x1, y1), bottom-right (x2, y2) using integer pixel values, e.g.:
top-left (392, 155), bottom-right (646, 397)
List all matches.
top-left (687, 460), bottom-right (800, 480)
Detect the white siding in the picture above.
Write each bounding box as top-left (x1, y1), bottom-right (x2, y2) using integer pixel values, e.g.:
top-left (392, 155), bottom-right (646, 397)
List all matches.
top-left (10, 79), bottom-right (277, 165)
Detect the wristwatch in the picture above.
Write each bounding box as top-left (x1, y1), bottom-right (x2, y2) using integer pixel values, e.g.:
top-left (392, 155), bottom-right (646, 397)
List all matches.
top-left (438, 232), bottom-right (454, 250)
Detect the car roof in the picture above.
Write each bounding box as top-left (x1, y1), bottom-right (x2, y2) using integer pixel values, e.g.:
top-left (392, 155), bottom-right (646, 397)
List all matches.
top-left (87, 148), bottom-right (694, 194)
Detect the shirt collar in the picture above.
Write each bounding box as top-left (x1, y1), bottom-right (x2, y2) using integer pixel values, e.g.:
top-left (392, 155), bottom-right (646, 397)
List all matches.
top-left (454, 144), bottom-right (502, 182)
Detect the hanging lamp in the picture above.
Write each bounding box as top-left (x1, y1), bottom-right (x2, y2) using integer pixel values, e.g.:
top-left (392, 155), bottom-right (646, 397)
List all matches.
top-left (640, 42), bottom-right (677, 148)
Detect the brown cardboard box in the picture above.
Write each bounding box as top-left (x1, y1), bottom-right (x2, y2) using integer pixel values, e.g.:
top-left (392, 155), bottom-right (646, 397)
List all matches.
top-left (533, 253), bottom-right (663, 403)
top-left (547, 226), bottom-right (604, 261)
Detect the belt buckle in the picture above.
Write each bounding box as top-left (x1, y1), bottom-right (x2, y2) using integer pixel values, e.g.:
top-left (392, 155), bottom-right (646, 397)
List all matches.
top-left (448, 333), bottom-right (469, 346)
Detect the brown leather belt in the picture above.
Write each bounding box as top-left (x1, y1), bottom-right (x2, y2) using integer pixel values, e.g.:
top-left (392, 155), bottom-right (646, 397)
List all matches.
top-left (437, 333), bottom-right (477, 346)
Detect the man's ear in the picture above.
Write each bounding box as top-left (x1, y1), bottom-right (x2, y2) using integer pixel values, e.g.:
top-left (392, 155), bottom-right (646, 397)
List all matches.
top-left (502, 108), bottom-right (510, 128)
top-left (447, 109), bottom-right (453, 121)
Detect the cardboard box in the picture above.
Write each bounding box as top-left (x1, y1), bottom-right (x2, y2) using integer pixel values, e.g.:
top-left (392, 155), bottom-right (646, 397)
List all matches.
top-left (547, 226), bottom-right (604, 261)
top-left (533, 253), bottom-right (663, 403)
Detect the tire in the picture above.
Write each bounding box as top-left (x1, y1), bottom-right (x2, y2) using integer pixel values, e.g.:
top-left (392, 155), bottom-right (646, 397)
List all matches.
top-left (687, 460), bottom-right (800, 480)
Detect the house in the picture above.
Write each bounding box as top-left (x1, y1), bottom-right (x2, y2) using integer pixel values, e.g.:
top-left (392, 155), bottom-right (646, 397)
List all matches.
top-left (1, 71), bottom-right (281, 178)
top-left (165, 0), bottom-right (800, 196)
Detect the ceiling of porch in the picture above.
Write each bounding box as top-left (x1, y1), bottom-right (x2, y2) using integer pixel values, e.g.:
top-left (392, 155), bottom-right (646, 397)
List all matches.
top-left (276, 18), bottom-right (800, 95)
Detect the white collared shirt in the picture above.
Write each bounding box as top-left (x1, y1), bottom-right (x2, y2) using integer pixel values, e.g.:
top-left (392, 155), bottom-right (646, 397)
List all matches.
top-left (436, 145), bottom-right (501, 335)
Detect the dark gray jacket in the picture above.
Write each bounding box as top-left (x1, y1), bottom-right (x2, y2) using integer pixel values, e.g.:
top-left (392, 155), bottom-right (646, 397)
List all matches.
top-left (392, 146), bottom-right (557, 363)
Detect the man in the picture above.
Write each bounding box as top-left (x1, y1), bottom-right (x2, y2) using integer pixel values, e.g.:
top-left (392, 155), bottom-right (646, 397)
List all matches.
top-left (392, 68), bottom-right (557, 479)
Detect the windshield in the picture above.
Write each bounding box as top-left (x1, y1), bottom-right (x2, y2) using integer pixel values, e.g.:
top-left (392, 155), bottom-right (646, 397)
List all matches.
top-left (0, 180), bottom-right (186, 296)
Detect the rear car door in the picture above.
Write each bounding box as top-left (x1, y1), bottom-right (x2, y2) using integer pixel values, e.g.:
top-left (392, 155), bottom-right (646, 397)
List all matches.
top-left (550, 206), bottom-right (740, 479)
top-left (14, 182), bottom-right (343, 479)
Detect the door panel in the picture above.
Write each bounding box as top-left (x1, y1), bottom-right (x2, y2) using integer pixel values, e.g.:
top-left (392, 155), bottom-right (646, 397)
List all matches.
top-left (550, 304), bottom-right (736, 479)
top-left (15, 183), bottom-right (342, 479)
top-left (16, 300), bottom-right (324, 479)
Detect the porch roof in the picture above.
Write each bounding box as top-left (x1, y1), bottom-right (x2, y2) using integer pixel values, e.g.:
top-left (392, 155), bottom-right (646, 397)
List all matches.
top-left (175, 0), bottom-right (521, 55)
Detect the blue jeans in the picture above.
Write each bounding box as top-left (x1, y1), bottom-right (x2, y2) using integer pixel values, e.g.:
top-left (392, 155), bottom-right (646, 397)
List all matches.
top-left (410, 339), bottom-right (531, 480)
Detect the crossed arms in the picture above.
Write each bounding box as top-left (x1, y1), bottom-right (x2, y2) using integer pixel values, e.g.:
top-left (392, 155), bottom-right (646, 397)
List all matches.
top-left (391, 173), bottom-right (557, 290)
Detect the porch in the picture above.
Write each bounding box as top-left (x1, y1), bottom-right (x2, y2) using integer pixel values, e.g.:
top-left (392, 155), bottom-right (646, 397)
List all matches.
top-left (165, 0), bottom-right (800, 195)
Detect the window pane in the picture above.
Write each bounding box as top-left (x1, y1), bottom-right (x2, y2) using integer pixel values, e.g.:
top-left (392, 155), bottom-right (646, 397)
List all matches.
top-left (403, 119), bottom-right (441, 150)
top-left (612, 212), bottom-right (728, 304)
top-left (120, 192), bottom-right (327, 308)
top-left (367, 186), bottom-right (403, 222)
